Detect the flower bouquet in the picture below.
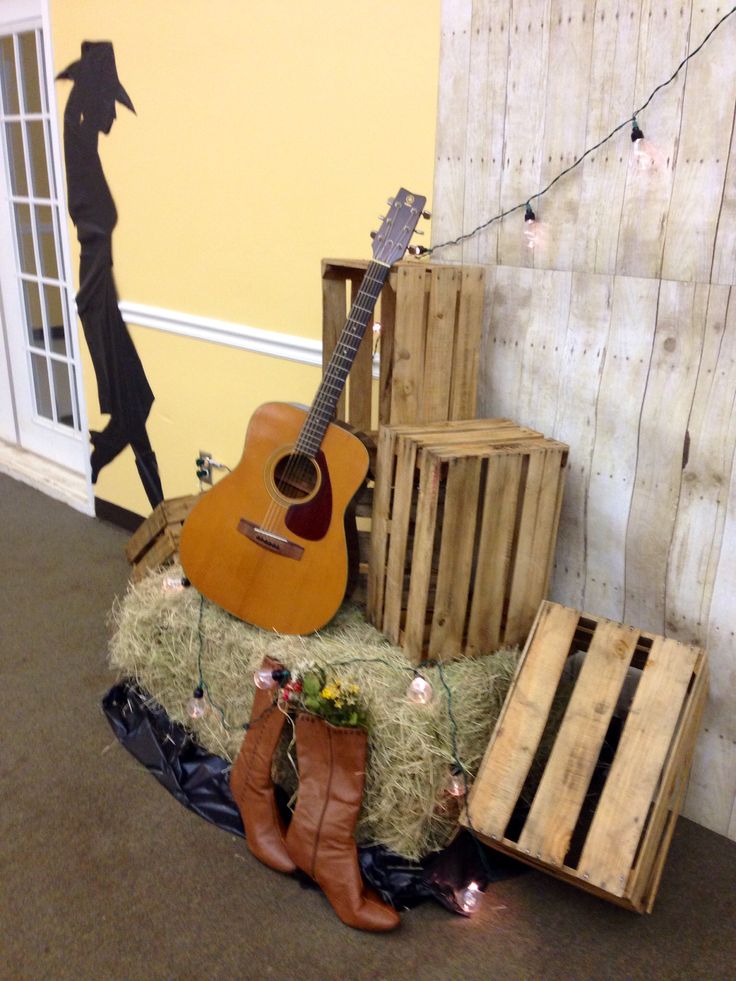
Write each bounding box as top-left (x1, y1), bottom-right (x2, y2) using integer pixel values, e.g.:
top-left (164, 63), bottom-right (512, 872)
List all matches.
top-left (281, 666), bottom-right (367, 729)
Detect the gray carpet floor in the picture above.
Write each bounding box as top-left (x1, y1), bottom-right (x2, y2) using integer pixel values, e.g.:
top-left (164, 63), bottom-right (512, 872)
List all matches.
top-left (1, 471), bottom-right (735, 981)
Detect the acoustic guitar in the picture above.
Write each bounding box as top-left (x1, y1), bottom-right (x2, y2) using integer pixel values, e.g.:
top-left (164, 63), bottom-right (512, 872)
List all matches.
top-left (179, 187), bottom-right (427, 634)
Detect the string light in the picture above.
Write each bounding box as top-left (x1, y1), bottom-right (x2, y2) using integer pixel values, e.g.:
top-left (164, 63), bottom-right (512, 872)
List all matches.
top-left (406, 674), bottom-right (433, 705)
top-left (420, 5), bottom-right (736, 258)
top-left (630, 118), bottom-right (658, 170)
top-left (254, 668), bottom-right (278, 690)
top-left (446, 764), bottom-right (467, 797)
top-left (187, 686), bottom-right (207, 719)
top-left (253, 667), bottom-right (291, 690)
top-left (457, 881), bottom-right (482, 914)
top-left (523, 202), bottom-right (539, 250)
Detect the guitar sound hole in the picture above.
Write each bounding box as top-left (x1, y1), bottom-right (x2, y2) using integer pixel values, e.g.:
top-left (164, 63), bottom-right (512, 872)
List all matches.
top-left (273, 452), bottom-right (319, 502)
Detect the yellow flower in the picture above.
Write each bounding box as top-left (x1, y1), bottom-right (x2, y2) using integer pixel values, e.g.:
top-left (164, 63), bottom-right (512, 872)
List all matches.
top-left (321, 684), bottom-right (339, 701)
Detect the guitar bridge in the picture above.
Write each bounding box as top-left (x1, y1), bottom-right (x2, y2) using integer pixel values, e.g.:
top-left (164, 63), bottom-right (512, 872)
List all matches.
top-left (237, 518), bottom-right (304, 560)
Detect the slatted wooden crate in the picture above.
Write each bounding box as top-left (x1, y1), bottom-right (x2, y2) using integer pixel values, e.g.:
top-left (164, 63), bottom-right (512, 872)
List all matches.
top-left (463, 601), bottom-right (709, 913)
top-left (323, 258), bottom-right (485, 601)
top-left (367, 420), bottom-right (568, 661)
top-left (322, 258), bottom-right (485, 433)
top-left (125, 494), bottom-right (200, 582)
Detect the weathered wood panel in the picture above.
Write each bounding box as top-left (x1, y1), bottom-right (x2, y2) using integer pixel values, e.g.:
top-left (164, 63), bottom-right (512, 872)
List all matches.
top-left (434, 0), bottom-right (736, 839)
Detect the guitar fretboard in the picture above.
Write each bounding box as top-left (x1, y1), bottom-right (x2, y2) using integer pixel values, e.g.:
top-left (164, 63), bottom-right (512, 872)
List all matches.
top-left (296, 259), bottom-right (389, 457)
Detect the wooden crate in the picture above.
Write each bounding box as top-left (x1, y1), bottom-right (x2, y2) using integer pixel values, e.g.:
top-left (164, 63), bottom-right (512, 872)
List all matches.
top-left (463, 601), bottom-right (709, 913)
top-left (322, 258), bottom-right (485, 433)
top-left (125, 494), bottom-right (200, 582)
top-left (367, 420), bottom-right (568, 661)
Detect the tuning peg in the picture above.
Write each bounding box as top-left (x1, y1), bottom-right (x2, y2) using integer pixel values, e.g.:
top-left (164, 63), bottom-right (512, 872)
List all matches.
top-left (408, 244), bottom-right (429, 256)
top-left (387, 197), bottom-right (395, 206)
top-left (422, 210), bottom-right (432, 220)
top-left (413, 229), bottom-right (425, 236)
top-left (370, 230), bottom-right (378, 239)
top-left (378, 214), bottom-right (387, 222)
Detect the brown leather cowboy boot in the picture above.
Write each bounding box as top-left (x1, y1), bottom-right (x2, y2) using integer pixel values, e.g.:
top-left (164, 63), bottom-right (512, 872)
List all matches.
top-left (285, 713), bottom-right (400, 931)
top-left (230, 657), bottom-right (296, 874)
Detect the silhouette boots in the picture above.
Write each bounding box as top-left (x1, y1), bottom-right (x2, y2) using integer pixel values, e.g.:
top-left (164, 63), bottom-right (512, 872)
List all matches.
top-left (229, 657), bottom-right (295, 874)
top-left (285, 712), bottom-right (400, 932)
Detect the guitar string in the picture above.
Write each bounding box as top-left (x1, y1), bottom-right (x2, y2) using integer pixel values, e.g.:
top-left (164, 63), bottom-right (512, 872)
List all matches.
top-left (258, 262), bottom-right (388, 533)
top-left (257, 259), bottom-right (392, 534)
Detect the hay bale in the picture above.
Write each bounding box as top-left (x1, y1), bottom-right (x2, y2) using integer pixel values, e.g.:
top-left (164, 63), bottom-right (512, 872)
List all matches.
top-left (108, 567), bottom-right (519, 860)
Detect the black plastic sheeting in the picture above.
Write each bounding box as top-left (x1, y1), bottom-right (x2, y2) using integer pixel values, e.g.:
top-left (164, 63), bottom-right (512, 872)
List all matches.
top-left (102, 680), bottom-right (524, 915)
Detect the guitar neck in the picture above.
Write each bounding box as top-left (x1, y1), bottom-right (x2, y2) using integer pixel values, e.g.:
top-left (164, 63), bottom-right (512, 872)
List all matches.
top-left (296, 259), bottom-right (390, 456)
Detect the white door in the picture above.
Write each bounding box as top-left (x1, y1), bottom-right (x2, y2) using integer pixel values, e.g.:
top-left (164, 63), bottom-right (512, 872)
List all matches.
top-left (0, 1), bottom-right (88, 478)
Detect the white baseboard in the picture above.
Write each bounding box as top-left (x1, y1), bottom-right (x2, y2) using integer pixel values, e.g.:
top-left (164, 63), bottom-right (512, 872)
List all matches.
top-left (0, 440), bottom-right (93, 515)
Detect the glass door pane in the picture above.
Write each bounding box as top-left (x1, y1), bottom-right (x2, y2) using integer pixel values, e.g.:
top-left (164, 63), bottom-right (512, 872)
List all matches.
top-left (0, 26), bottom-right (80, 434)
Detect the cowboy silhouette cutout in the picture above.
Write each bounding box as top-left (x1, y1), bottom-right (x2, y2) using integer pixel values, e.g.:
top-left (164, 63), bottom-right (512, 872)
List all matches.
top-left (58, 41), bottom-right (163, 509)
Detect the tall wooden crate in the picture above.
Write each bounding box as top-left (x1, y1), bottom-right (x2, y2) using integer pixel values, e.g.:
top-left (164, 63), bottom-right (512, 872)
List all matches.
top-left (463, 601), bottom-right (708, 913)
top-left (322, 258), bottom-right (485, 433)
top-left (367, 420), bottom-right (568, 661)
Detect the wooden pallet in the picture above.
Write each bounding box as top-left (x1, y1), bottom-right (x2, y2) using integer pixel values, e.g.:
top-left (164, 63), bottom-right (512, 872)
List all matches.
top-left (463, 601), bottom-right (709, 912)
top-left (322, 258), bottom-right (485, 434)
top-left (125, 494), bottom-right (200, 582)
top-left (367, 420), bottom-right (568, 661)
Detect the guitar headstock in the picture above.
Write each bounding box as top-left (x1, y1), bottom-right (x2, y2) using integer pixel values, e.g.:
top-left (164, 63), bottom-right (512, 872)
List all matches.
top-left (371, 188), bottom-right (428, 266)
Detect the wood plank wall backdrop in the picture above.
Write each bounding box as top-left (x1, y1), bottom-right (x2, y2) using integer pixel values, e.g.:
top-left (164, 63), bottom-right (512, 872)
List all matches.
top-left (431, 0), bottom-right (736, 840)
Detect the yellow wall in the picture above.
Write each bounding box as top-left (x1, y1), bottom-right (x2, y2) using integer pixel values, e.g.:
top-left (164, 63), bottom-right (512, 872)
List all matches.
top-left (49, 0), bottom-right (440, 514)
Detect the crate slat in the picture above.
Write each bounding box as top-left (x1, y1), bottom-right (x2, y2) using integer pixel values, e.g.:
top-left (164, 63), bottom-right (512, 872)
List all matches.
top-left (382, 434), bottom-right (420, 643)
top-left (467, 602), bottom-right (581, 835)
top-left (423, 267), bottom-right (461, 421)
top-left (449, 267), bottom-right (484, 418)
top-left (392, 264), bottom-right (429, 424)
top-left (631, 658), bottom-right (708, 911)
top-left (347, 273), bottom-right (375, 432)
top-left (578, 635), bottom-right (703, 896)
top-left (378, 279), bottom-right (397, 425)
top-left (516, 620), bottom-right (640, 865)
top-left (402, 450), bottom-right (443, 658)
top-left (366, 425), bottom-right (396, 618)
top-left (427, 455), bottom-right (483, 659)
top-left (465, 453), bottom-right (524, 654)
top-left (505, 447), bottom-right (567, 642)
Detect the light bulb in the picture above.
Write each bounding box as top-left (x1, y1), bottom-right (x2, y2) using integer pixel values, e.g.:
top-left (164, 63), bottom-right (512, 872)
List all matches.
top-left (523, 203), bottom-right (538, 250)
top-left (187, 687), bottom-right (207, 719)
top-left (458, 881), bottom-right (482, 914)
top-left (631, 120), bottom-right (658, 170)
top-left (254, 668), bottom-right (277, 690)
top-left (407, 675), bottom-right (433, 705)
top-left (447, 767), bottom-right (466, 797)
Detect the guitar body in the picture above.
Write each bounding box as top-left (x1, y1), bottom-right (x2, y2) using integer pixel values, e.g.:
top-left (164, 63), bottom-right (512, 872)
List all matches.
top-left (179, 401), bottom-right (369, 634)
